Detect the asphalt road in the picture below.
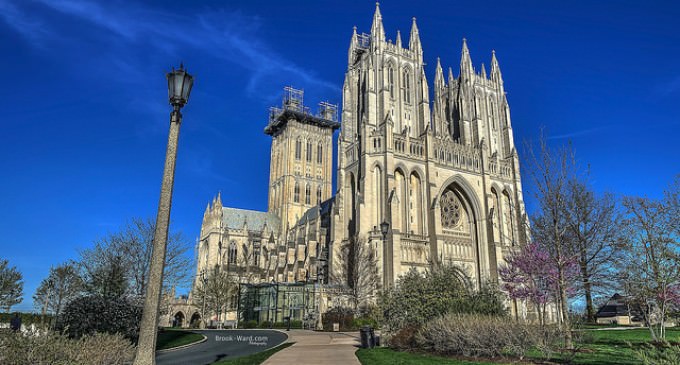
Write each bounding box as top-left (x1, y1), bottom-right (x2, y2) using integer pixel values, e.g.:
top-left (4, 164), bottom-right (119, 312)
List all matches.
top-left (156, 329), bottom-right (288, 365)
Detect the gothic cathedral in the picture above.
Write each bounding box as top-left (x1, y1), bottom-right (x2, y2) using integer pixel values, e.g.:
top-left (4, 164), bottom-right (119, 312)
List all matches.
top-left (188, 4), bottom-right (528, 326)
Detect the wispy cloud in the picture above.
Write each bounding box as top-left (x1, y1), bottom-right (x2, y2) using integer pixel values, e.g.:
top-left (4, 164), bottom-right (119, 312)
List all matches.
top-left (1, 0), bottom-right (337, 95)
top-left (0, 0), bottom-right (50, 45)
top-left (547, 126), bottom-right (610, 140)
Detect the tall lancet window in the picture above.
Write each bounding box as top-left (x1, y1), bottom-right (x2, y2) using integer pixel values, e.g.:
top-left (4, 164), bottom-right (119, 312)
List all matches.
top-left (316, 185), bottom-right (322, 204)
top-left (403, 69), bottom-right (411, 104)
top-left (306, 141), bottom-right (313, 162)
top-left (305, 183), bottom-right (311, 205)
top-left (387, 66), bottom-right (395, 98)
top-left (295, 139), bottom-right (302, 160)
top-left (317, 143), bottom-right (323, 164)
top-left (228, 241), bottom-right (237, 265)
top-left (294, 182), bottom-right (300, 203)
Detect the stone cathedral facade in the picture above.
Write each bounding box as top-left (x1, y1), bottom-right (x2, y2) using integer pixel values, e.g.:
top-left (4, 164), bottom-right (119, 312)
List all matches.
top-left (177, 4), bottom-right (529, 327)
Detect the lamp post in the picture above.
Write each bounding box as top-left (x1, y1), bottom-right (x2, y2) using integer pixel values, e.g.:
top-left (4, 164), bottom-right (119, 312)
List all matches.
top-left (201, 269), bottom-right (208, 329)
top-left (379, 221), bottom-right (390, 291)
top-left (134, 64), bottom-right (193, 365)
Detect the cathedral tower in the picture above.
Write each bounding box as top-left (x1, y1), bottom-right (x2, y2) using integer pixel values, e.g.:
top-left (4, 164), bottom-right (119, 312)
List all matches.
top-left (334, 3), bottom-right (528, 290)
top-left (265, 87), bottom-right (340, 230)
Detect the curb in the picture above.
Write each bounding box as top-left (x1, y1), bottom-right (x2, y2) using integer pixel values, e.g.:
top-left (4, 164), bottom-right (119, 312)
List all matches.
top-left (156, 333), bottom-right (208, 353)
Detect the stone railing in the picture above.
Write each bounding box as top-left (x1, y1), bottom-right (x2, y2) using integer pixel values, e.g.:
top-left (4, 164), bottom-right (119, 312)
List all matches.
top-left (433, 139), bottom-right (481, 173)
top-left (400, 233), bottom-right (429, 264)
top-left (393, 135), bottom-right (425, 159)
top-left (488, 157), bottom-right (513, 179)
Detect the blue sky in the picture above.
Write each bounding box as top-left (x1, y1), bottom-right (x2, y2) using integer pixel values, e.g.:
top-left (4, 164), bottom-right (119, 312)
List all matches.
top-left (1, 0), bottom-right (678, 311)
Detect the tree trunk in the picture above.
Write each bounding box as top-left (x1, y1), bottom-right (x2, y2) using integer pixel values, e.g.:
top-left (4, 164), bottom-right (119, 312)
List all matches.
top-left (583, 276), bottom-right (595, 323)
top-left (559, 274), bottom-right (573, 348)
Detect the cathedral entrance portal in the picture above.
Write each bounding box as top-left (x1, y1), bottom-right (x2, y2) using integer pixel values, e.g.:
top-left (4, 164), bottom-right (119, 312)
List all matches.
top-left (437, 183), bottom-right (483, 287)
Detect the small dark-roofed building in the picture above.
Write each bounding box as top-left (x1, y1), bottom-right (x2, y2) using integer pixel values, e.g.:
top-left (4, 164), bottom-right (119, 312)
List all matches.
top-left (595, 293), bottom-right (643, 325)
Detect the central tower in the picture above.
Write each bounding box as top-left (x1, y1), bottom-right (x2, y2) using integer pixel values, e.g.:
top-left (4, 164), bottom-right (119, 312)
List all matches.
top-left (265, 87), bottom-right (340, 230)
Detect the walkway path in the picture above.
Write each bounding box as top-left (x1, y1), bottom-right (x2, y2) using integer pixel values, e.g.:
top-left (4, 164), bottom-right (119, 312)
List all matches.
top-left (262, 330), bottom-right (361, 365)
top-left (156, 329), bottom-right (287, 365)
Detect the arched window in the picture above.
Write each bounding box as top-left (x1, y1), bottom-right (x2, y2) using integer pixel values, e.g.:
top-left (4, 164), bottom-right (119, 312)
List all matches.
top-left (305, 184), bottom-right (311, 205)
top-left (294, 182), bottom-right (300, 203)
top-left (228, 241), bottom-right (237, 265)
top-left (306, 141), bottom-right (313, 162)
top-left (317, 143), bottom-right (323, 164)
top-left (295, 139), bottom-right (302, 160)
top-left (403, 69), bottom-right (411, 104)
top-left (387, 66), bottom-right (395, 98)
top-left (317, 185), bottom-right (322, 204)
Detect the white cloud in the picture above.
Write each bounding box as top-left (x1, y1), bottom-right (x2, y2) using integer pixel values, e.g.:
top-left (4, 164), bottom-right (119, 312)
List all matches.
top-left (1, 0), bottom-right (338, 95)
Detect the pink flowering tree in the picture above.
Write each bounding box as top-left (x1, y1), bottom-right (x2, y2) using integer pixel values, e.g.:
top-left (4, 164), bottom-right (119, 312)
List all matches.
top-left (500, 242), bottom-right (578, 326)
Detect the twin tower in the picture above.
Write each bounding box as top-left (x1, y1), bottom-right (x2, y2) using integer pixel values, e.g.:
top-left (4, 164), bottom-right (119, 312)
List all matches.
top-left (266, 3), bottom-right (528, 290)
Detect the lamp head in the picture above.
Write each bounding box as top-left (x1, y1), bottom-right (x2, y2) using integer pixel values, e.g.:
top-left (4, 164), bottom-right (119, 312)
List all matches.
top-left (167, 63), bottom-right (194, 108)
top-left (380, 221), bottom-right (390, 239)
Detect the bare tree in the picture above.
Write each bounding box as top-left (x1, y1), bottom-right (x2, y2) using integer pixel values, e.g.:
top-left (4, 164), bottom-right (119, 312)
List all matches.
top-left (193, 266), bottom-right (237, 326)
top-left (331, 236), bottom-right (380, 313)
top-left (33, 261), bottom-right (83, 324)
top-left (565, 179), bottom-right (623, 322)
top-left (619, 182), bottom-right (680, 340)
top-left (78, 217), bottom-right (192, 297)
top-left (0, 259), bottom-right (23, 312)
top-left (527, 136), bottom-right (579, 348)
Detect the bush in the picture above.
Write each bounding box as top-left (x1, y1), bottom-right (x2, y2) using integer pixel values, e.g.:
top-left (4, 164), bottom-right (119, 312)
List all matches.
top-left (388, 325), bottom-right (419, 350)
top-left (57, 295), bottom-right (142, 341)
top-left (240, 320), bottom-right (258, 329)
top-left (322, 307), bottom-right (355, 331)
top-left (631, 341), bottom-right (680, 365)
top-left (379, 266), bottom-right (506, 334)
top-left (415, 313), bottom-right (561, 359)
top-left (0, 330), bottom-right (134, 365)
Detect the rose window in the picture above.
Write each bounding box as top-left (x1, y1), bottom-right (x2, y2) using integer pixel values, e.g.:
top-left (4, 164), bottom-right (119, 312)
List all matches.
top-left (441, 190), bottom-right (462, 228)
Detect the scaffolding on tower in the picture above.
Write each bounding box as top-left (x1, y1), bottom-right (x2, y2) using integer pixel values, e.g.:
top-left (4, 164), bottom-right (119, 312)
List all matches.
top-left (265, 86), bottom-right (340, 136)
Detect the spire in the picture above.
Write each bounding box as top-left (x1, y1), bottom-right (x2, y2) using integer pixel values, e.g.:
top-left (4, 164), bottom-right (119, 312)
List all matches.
top-left (396, 30), bottom-right (402, 48)
top-left (448, 67), bottom-right (454, 85)
top-left (409, 17), bottom-right (422, 54)
top-left (433, 57), bottom-right (446, 136)
top-left (348, 26), bottom-right (358, 65)
top-left (460, 38), bottom-right (474, 79)
top-left (214, 191), bottom-right (223, 210)
top-left (434, 57), bottom-right (444, 89)
top-left (490, 50), bottom-right (503, 84)
top-left (480, 63), bottom-right (487, 79)
top-left (371, 2), bottom-right (385, 42)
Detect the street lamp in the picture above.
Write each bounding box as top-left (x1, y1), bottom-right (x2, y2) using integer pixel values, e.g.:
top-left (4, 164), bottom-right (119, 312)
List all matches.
top-left (201, 269), bottom-right (208, 329)
top-left (379, 221), bottom-right (389, 290)
top-left (134, 64), bottom-right (193, 365)
top-left (380, 221), bottom-right (389, 240)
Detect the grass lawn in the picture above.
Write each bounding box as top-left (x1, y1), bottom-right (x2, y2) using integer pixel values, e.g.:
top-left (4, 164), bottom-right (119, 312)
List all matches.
top-left (211, 342), bottom-right (294, 365)
top-left (156, 329), bottom-right (205, 350)
top-left (356, 348), bottom-right (499, 365)
top-left (356, 328), bottom-right (680, 365)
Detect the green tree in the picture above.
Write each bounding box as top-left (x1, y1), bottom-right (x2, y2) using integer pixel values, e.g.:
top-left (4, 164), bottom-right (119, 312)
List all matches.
top-left (78, 217), bottom-right (192, 297)
top-left (0, 259), bottom-right (23, 312)
top-left (33, 261), bottom-right (84, 323)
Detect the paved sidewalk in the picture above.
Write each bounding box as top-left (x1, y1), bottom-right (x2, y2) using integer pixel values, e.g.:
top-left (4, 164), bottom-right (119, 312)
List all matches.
top-left (262, 330), bottom-right (361, 365)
